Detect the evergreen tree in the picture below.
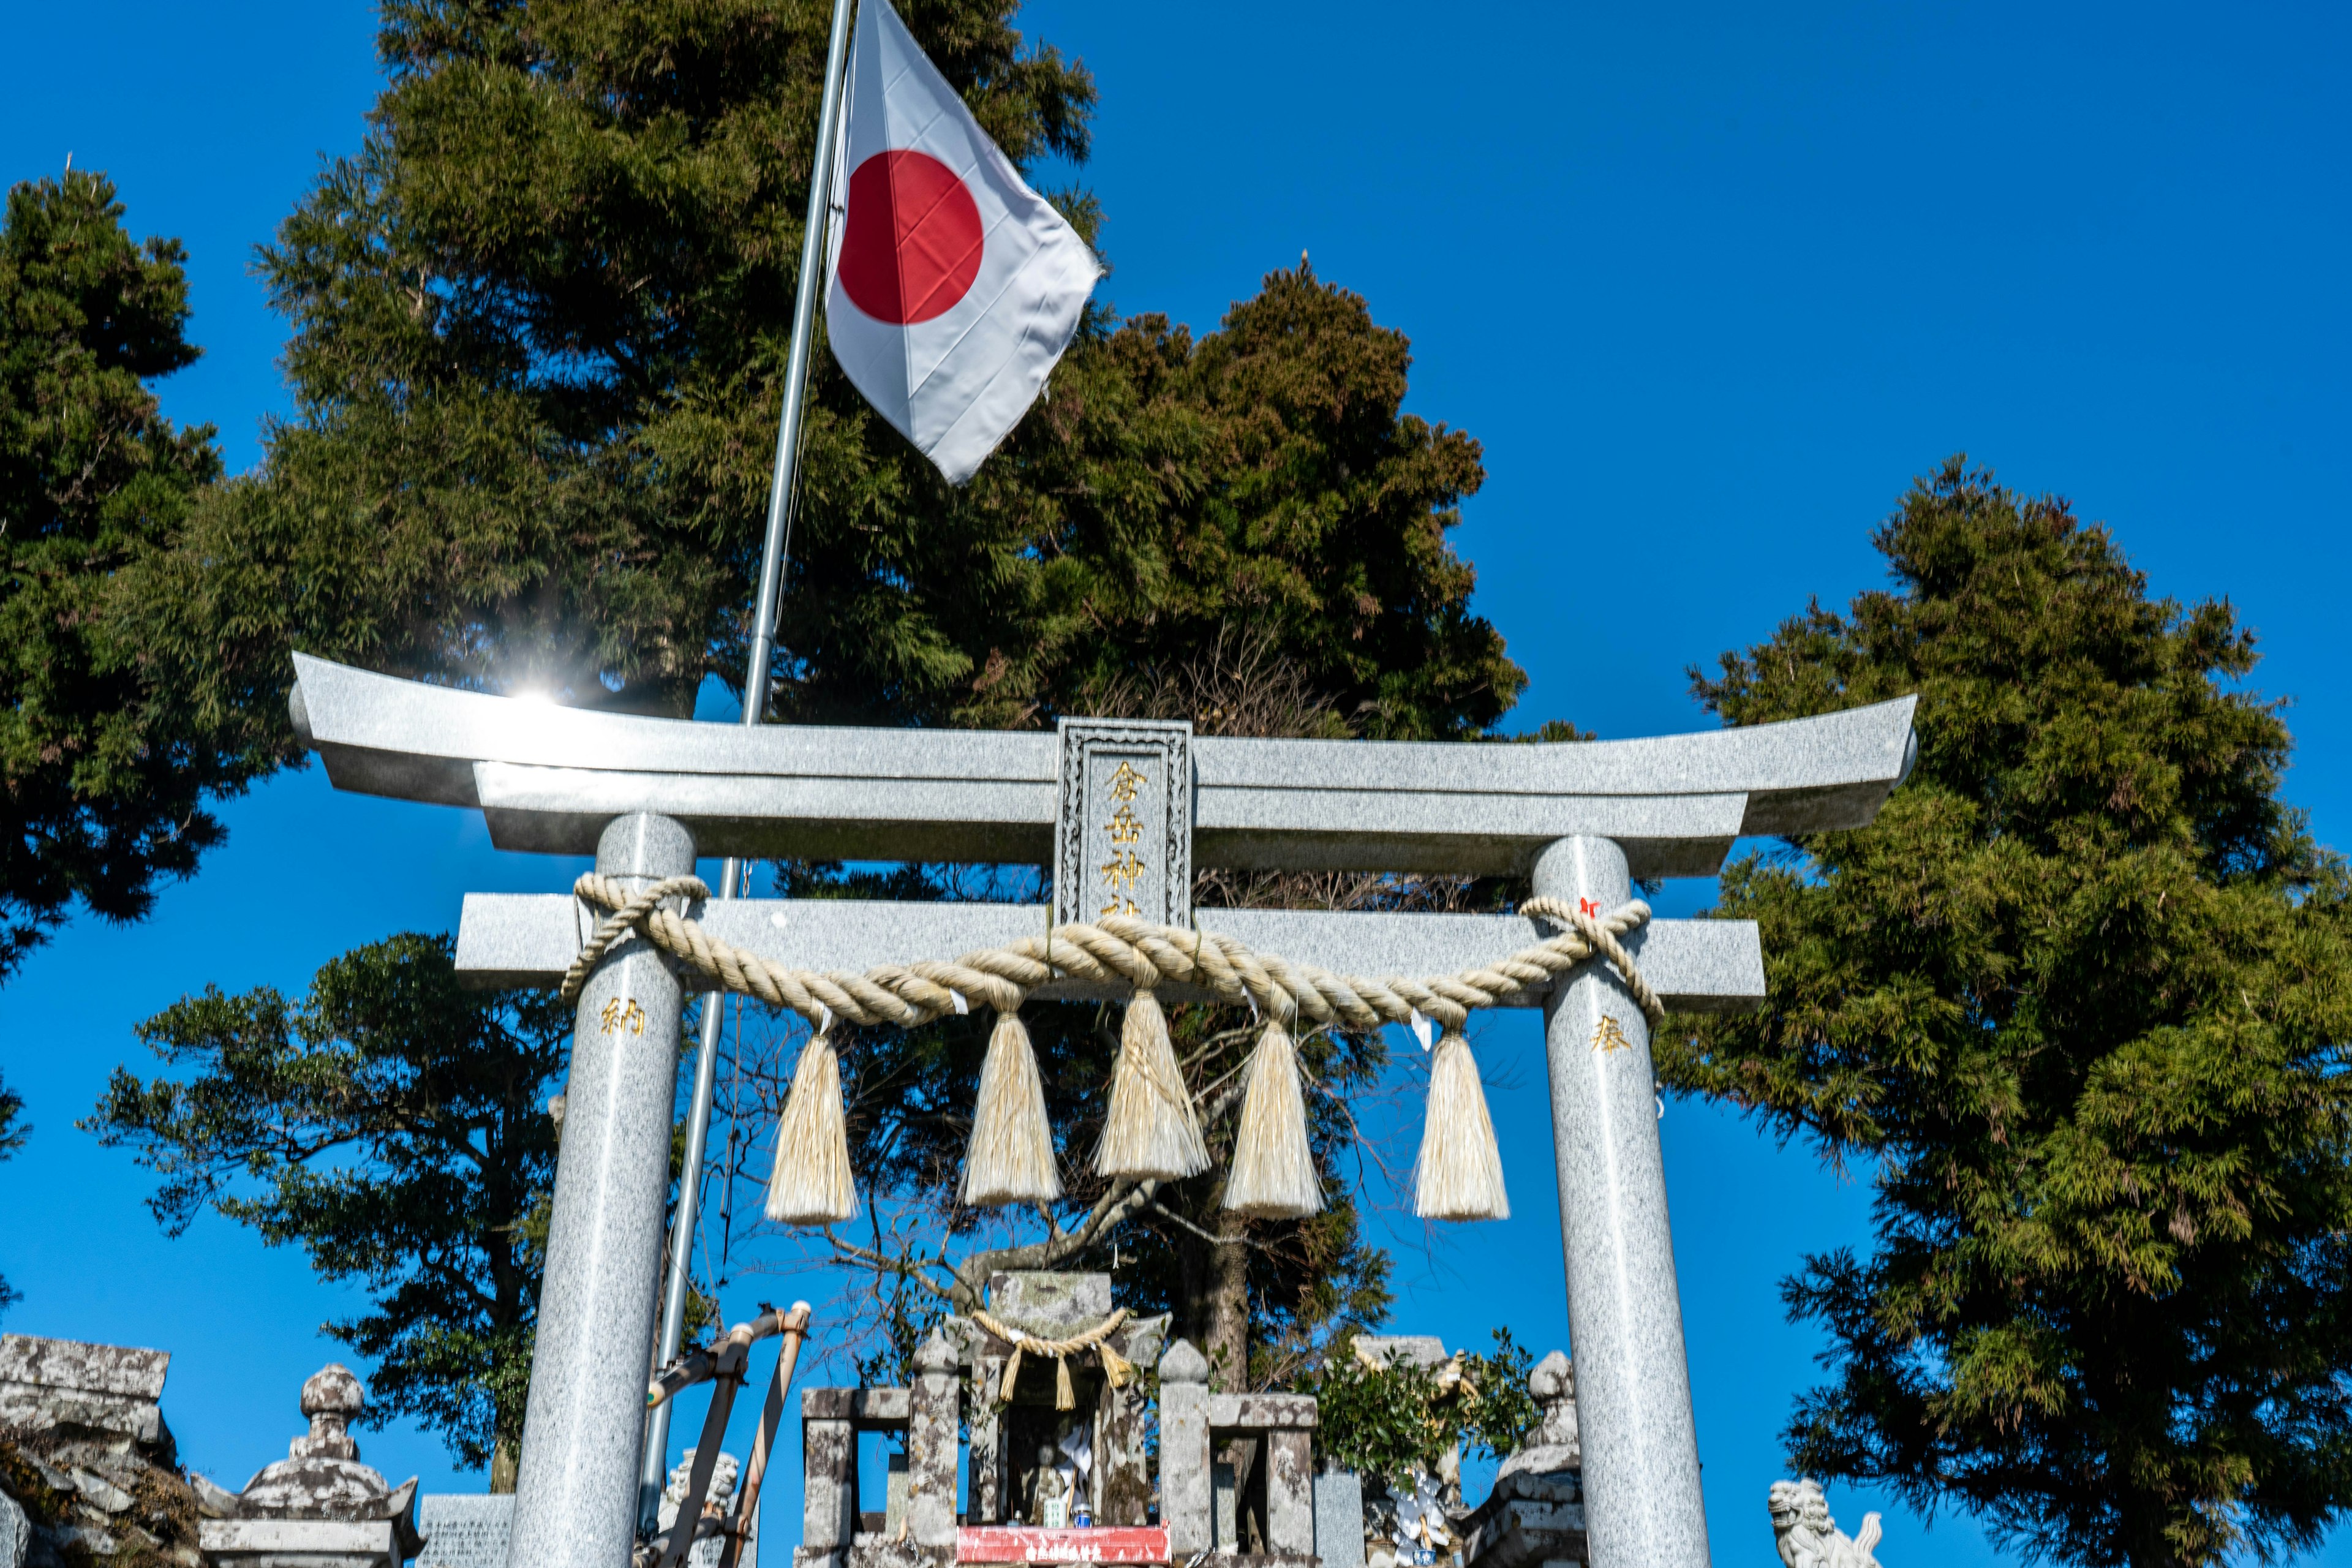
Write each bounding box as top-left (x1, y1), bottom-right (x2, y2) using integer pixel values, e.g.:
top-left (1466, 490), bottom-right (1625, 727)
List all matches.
top-left (0, 171), bottom-right (227, 982)
top-left (100, 0), bottom-right (1523, 1429)
top-left (123, 0), bottom-right (1517, 745)
top-left (1672, 461), bottom-right (2352, 1567)
top-left (90, 935), bottom-right (565, 1488)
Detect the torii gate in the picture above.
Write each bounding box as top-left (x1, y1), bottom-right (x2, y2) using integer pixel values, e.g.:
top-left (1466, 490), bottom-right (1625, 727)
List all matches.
top-left (287, 652), bottom-right (1917, 1568)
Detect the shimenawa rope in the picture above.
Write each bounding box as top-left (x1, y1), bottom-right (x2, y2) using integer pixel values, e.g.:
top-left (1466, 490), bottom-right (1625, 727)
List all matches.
top-left (971, 1306), bottom-right (1134, 1409)
top-left (556, 876), bottom-right (1665, 1030)
top-left (561, 875), bottom-right (1664, 1227)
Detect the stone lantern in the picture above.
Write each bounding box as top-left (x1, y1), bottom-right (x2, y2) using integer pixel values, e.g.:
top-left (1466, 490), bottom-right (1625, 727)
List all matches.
top-left (198, 1363), bottom-right (423, 1568)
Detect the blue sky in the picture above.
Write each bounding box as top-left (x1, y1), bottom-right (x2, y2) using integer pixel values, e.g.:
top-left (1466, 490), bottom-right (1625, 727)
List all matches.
top-left (4, 1), bottom-right (2349, 1563)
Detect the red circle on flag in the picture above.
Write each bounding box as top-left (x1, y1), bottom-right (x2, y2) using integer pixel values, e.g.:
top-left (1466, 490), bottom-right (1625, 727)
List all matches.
top-left (838, 150), bottom-right (986, 325)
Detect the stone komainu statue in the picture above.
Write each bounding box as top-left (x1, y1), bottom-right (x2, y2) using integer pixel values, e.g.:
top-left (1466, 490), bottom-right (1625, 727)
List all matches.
top-left (1768, 1479), bottom-right (1883, 1568)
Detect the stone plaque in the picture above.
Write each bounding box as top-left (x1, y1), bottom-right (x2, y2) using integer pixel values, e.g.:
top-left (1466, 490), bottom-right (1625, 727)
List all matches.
top-left (1053, 720), bottom-right (1191, 929)
top-left (417, 1493), bottom-right (513, 1568)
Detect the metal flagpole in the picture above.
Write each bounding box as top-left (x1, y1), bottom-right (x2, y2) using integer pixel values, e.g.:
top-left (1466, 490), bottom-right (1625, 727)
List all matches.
top-left (638, 0), bottom-right (859, 1525)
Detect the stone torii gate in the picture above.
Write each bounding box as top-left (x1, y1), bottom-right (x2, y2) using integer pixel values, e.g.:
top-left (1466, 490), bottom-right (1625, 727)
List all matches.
top-left (286, 653), bottom-right (1917, 1568)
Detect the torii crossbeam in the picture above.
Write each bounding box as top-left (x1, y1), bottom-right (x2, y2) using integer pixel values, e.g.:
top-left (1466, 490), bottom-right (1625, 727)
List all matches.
top-left (288, 654), bottom-right (1917, 1568)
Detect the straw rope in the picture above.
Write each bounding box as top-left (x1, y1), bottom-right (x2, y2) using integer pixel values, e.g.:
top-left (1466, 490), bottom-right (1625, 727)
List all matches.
top-left (556, 875), bottom-right (1665, 1032)
top-left (971, 1306), bottom-right (1136, 1407)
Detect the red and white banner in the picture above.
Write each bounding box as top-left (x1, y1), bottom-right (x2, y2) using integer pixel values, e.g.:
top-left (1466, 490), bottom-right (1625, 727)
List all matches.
top-left (825, 0), bottom-right (1101, 484)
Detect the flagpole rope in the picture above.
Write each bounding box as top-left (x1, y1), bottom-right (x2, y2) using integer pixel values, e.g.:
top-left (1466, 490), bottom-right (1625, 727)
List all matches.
top-left (557, 876), bottom-right (1667, 1032)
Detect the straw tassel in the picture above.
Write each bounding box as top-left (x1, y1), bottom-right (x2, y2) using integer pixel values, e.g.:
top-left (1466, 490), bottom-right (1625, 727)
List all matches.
top-left (960, 1009), bottom-right (1063, 1207)
top-left (1413, 1030), bottom-right (1510, 1221)
top-left (1222, 1018), bottom-right (1324, 1219)
top-left (766, 1028), bottom-right (858, 1226)
top-left (1055, 1355), bottom-right (1076, 1411)
top-left (1098, 989), bottom-right (1210, 1182)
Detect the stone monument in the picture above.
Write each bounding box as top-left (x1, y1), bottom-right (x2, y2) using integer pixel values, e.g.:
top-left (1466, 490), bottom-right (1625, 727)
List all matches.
top-left (198, 1362), bottom-right (423, 1568)
top-left (286, 652), bottom-right (1917, 1568)
top-left (416, 1494), bottom-right (515, 1568)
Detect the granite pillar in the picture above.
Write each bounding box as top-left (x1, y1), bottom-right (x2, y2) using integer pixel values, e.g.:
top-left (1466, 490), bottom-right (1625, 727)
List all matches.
top-left (1533, 835), bottom-right (1708, 1568)
top-left (908, 1334), bottom-right (960, 1549)
top-left (508, 813), bottom-right (697, 1568)
top-left (799, 1395), bottom-right (853, 1564)
top-left (1156, 1341), bottom-right (1211, 1558)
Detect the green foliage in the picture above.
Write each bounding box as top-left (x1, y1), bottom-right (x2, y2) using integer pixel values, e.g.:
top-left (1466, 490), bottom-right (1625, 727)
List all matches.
top-left (1672, 459), bottom-right (2352, 1567)
top-left (98, 0), bottom-right (1521, 1431)
top-left (118, 0), bottom-right (1518, 760)
top-left (0, 170), bottom-right (228, 983)
top-left (87, 934), bottom-right (566, 1471)
top-left (1458, 1327), bottom-right (1540, 1466)
top-left (1308, 1329), bottom-right (1540, 1488)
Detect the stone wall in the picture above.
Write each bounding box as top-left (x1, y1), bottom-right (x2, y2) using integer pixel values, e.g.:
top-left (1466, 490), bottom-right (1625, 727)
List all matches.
top-left (0, 1333), bottom-right (204, 1566)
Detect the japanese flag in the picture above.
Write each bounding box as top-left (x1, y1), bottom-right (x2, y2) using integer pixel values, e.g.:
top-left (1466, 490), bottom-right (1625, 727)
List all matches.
top-left (825, 0), bottom-right (1101, 484)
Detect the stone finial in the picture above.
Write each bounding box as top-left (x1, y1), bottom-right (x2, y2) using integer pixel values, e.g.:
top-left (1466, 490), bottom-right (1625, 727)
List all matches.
top-left (1159, 1338), bottom-right (1209, 1385)
top-left (1527, 1352), bottom-right (1577, 1449)
top-left (913, 1329), bottom-right (959, 1376)
top-left (1493, 1349), bottom-right (1580, 1483)
top-left (290, 1363), bottom-right (363, 1460)
top-left (234, 1363), bottom-right (419, 1540)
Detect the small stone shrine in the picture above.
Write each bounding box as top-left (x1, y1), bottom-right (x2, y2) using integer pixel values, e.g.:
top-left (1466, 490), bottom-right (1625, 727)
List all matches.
top-left (797, 1272), bottom-right (1316, 1568)
top-left (198, 1363), bottom-right (423, 1568)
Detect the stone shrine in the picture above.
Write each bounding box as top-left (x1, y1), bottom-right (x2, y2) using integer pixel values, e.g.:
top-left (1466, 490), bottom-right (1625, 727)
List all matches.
top-left (797, 1273), bottom-right (1317, 1568)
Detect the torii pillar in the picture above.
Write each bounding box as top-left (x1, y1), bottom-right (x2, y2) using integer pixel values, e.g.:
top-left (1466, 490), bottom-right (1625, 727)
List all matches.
top-left (287, 654), bottom-right (1916, 1568)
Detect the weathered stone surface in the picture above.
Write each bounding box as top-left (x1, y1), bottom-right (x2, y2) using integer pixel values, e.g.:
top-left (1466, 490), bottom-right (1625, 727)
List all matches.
top-left (1207, 1394), bottom-right (1318, 1431)
top-left (0, 1488), bottom-right (26, 1568)
top-left (965, 1358), bottom-right (1004, 1525)
top-left (803, 1414), bottom-right (854, 1551)
top-left (1348, 1337), bottom-right (1448, 1371)
top-left (1493, 1351), bottom-right (1578, 1485)
top-left (1313, 1471), bottom-right (1365, 1568)
top-left (908, 1332), bottom-right (960, 1549)
top-left (840, 1536), bottom-right (953, 1568)
top-left (983, 1274), bottom-right (1112, 1333)
top-left (1156, 1341), bottom-right (1211, 1558)
top-left (198, 1515), bottom-right (400, 1567)
top-left (1457, 1471), bottom-right (1586, 1568)
top-left (416, 1493), bottom-right (514, 1568)
top-left (804, 1387), bottom-right (911, 1423)
top-left (0, 1336), bottom-right (168, 1403)
top-left (1264, 1431), bottom-right (1314, 1556)
top-left (0, 1336), bottom-right (202, 1567)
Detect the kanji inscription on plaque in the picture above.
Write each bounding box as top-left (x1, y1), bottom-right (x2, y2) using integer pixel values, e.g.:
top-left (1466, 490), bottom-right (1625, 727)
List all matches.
top-left (1054, 719), bottom-right (1191, 929)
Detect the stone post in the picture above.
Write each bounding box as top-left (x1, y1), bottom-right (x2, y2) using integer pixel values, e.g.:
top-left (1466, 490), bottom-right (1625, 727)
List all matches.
top-left (1156, 1341), bottom-right (1212, 1558)
top-left (799, 1392), bottom-right (854, 1567)
top-left (508, 813), bottom-right (697, 1568)
top-left (1532, 835), bottom-right (1709, 1568)
top-left (908, 1332), bottom-right (960, 1550)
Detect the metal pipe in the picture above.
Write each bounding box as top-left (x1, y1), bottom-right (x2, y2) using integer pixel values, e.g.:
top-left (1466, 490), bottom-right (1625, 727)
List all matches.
top-left (638, 0), bottom-right (860, 1523)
